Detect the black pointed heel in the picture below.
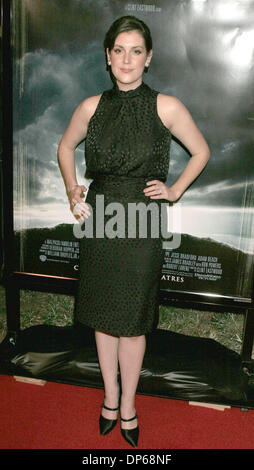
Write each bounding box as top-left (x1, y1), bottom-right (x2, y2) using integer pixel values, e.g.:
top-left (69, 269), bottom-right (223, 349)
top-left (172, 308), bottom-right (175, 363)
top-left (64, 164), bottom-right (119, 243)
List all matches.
top-left (120, 414), bottom-right (139, 447)
top-left (99, 403), bottom-right (119, 436)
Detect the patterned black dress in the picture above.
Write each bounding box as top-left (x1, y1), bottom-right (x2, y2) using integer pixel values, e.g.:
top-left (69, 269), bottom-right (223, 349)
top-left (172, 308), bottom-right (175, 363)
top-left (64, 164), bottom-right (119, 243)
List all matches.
top-left (75, 81), bottom-right (171, 336)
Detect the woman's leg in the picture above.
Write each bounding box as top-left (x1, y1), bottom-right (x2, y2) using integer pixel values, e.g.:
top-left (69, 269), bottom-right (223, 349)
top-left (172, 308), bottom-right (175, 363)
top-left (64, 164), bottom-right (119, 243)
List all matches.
top-left (118, 335), bottom-right (146, 429)
top-left (95, 330), bottom-right (120, 419)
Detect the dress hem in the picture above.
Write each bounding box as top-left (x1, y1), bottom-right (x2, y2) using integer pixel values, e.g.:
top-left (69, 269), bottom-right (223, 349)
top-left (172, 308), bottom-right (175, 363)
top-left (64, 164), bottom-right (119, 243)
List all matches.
top-left (76, 318), bottom-right (154, 337)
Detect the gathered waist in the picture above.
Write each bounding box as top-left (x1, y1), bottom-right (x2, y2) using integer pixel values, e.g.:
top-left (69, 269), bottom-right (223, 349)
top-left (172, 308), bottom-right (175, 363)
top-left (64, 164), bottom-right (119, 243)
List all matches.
top-left (86, 174), bottom-right (169, 211)
top-left (88, 175), bottom-right (149, 202)
top-left (91, 174), bottom-right (165, 186)
top-left (90, 174), bottom-right (147, 192)
top-left (94, 174), bottom-right (148, 182)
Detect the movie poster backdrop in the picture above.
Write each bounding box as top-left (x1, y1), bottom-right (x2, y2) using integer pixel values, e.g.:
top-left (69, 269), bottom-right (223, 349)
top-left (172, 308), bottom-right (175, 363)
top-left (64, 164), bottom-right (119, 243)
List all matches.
top-left (12, 0), bottom-right (254, 301)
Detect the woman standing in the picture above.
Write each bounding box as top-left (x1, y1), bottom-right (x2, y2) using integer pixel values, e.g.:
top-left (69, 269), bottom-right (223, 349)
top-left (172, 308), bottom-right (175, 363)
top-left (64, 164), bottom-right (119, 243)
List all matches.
top-left (57, 16), bottom-right (210, 447)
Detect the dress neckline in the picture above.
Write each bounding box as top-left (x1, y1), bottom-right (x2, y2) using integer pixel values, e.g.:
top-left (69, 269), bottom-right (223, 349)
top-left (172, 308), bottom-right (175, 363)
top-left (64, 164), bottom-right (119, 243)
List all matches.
top-left (112, 81), bottom-right (146, 98)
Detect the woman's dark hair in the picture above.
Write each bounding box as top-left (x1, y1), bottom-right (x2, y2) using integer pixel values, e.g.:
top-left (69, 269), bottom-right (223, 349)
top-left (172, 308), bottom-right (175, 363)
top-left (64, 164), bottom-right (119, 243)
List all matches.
top-left (104, 15), bottom-right (153, 53)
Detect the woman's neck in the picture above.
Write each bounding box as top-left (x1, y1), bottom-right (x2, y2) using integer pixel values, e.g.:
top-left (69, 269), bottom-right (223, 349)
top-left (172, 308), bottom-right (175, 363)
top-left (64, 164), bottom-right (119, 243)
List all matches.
top-left (115, 78), bottom-right (143, 92)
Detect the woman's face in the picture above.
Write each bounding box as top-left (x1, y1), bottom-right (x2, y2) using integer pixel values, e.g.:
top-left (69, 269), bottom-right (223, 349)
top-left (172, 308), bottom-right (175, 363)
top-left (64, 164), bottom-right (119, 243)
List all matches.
top-left (106, 29), bottom-right (153, 91)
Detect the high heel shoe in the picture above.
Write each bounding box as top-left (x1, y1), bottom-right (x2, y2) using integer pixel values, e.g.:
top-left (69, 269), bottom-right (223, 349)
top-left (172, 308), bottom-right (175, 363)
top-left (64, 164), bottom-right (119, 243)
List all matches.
top-left (120, 414), bottom-right (139, 447)
top-left (99, 403), bottom-right (119, 436)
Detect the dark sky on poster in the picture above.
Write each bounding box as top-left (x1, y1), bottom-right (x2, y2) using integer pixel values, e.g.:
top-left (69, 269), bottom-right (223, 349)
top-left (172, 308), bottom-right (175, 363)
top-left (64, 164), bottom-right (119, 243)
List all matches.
top-left (13, 0), bottom-right (254, 255)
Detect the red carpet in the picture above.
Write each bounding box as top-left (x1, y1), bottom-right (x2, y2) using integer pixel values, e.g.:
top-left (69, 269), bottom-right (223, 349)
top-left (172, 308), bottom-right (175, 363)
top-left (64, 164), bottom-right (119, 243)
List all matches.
top-left (0, 374), bottom-right (253, 450)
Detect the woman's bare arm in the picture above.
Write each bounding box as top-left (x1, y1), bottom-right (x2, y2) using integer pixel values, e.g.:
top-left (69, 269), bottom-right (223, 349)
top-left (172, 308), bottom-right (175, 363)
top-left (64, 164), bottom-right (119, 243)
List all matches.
top-left (57, 94), bottom-right (101, 214)
top-left (144, 94), bottom-right (210, 201)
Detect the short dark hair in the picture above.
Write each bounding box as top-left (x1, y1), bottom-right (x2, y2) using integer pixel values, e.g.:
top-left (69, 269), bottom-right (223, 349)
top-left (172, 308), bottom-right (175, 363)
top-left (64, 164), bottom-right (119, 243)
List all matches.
top-left (104, 15), bottom-right (153, 53)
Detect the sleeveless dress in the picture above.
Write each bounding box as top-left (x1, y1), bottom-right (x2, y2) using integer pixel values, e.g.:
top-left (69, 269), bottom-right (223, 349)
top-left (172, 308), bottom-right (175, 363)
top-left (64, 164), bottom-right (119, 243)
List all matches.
top-left (75, 81), bottom-right (171, 336)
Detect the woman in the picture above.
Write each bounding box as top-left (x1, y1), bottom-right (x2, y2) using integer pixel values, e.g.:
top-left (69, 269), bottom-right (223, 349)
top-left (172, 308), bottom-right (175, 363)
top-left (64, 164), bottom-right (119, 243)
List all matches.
top-left (57, 15), bottom-right (210, 447)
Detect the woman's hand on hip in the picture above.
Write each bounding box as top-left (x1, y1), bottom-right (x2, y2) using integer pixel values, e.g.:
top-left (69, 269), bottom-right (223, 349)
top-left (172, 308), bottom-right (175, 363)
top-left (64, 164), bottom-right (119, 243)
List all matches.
top-left (143, 180), bottom-right (181, 202)
top-left (68, 185), bottom-right (91, 219)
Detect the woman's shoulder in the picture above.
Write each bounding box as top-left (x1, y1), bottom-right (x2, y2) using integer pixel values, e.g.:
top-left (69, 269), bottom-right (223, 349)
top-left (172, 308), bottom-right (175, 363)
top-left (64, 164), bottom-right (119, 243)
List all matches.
top-left (69, 93), bottom-right (102, 129)
top-left (157, 93), bottom-right (189, 130)
top-left (157, 92), bottom-right (183, 110)
top-left (78, 94), bottom-right (102, 119)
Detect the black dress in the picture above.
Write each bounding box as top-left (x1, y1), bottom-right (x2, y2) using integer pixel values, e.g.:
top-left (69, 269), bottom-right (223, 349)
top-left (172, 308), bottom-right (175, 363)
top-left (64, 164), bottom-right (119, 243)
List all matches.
top-left (75, 81), bottom-right (171, 336)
